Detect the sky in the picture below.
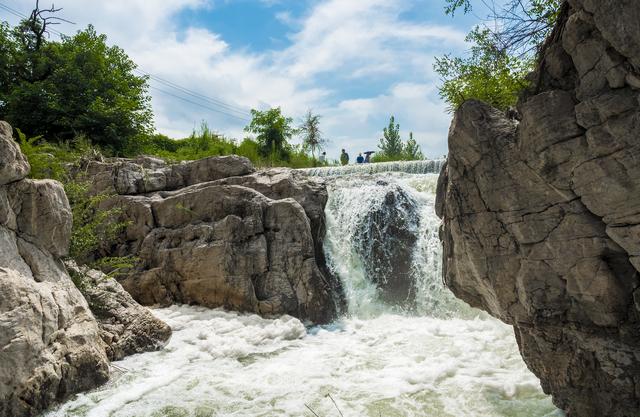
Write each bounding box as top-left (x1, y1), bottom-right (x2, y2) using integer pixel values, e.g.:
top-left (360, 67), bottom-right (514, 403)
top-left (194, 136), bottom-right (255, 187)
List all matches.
top-left (0, 0), bottom-right (481, 159)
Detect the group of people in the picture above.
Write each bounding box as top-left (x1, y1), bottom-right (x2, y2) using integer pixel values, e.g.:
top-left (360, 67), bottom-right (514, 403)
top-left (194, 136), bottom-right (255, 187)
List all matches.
top-left (315, 149), bottom-right (375, 166)
top-left (337, 149), bottom-right (374, 166)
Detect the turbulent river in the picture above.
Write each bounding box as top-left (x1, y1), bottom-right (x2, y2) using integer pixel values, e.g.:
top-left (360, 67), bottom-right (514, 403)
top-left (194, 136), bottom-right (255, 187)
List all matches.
top-left (46, 162), bottom-right (561, 417)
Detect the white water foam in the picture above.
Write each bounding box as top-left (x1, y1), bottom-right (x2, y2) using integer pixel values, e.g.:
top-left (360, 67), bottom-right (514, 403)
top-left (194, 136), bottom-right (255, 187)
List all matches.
top-left (45, 307), bottom-right (559, 417)
top-left (45, 171), bottom-right (562, 417)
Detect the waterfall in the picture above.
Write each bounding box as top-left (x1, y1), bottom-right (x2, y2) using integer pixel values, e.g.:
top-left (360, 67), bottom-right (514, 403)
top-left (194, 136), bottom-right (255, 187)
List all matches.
top-left (299, 159), bottom-right (446, 177)
top-left (323, 173), bottom-right (470, 318)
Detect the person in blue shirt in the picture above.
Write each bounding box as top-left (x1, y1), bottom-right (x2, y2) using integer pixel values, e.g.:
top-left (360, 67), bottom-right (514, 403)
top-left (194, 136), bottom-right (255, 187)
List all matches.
top-left (356, 153), bottom-right (364, 164)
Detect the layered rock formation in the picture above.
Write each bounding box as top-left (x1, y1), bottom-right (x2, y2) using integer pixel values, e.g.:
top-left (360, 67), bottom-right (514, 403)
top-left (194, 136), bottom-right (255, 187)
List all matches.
top-left (437, 1), bottom-right (640, 416)
top-left (0, 122), bottom-right (170, 417)
top-left (78, 157), bottom-right (343, 324)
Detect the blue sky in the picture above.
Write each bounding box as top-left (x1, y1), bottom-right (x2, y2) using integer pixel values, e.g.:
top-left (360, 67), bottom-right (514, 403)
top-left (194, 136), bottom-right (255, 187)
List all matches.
top-left (1, 0), bottom-right (483, 159)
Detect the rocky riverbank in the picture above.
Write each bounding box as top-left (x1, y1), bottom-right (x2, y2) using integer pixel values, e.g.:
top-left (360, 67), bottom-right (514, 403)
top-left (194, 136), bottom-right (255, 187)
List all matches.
top-left (437, 1), bottom-right (640, 416)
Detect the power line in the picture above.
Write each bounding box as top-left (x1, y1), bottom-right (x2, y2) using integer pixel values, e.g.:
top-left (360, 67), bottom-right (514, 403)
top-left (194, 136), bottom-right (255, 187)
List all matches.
top-left (135, 69), bottom-right (251, 117)
top-left (149, 86), bottom-right (250, 123)
top-left (0, 1), bottom-right (254, 123)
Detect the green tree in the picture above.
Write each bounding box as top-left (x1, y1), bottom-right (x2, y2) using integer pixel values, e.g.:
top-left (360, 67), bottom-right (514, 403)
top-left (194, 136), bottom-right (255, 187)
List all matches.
top-left (244, 107), bottom-right (296, 162)
top-left (299, 110), bottom-right (326, 159)
top-left (436, 0), bottom-right (563, 112)
top-left (403, 132), bottom-right (424, 160)
top-left (0, 6), bottom-right (153, 155)
top-left (378, 115), bottom-right (404, 159)
top-left (434, 28), bottom-right (531, 112)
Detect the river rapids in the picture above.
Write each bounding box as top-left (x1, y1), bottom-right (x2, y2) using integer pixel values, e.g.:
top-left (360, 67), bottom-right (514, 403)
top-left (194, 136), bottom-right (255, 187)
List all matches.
top-left (46, 162), bottom-right (562, 417)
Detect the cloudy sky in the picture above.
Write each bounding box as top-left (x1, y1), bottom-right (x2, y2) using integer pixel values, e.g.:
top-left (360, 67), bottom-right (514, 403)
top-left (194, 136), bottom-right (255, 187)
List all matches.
top-left (1, 0), bottom-right (481, 158)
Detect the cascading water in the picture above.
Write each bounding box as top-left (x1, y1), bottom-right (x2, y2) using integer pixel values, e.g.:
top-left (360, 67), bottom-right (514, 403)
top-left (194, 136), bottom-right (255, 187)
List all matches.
top-left (323, 173), bottom-right (471, 318)
top-left (300, 159), bottom-right (446, 177)
top-left (45, 163), bottom-right (562, 417)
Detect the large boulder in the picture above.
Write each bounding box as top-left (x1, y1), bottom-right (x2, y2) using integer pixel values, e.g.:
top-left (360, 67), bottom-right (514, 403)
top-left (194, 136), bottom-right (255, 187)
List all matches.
top-left (437, 2), bottom-right (640, 416)
top-left (0, 121), bottom-right (29, 185)
top-left (81, 157), bottom-right (343, 324)
top-left (0, 123), bottom-right (171, 417)
top-left (81, 155), bottom-right (255, 195)
top-left (354, 181), bottom-right (421, 304)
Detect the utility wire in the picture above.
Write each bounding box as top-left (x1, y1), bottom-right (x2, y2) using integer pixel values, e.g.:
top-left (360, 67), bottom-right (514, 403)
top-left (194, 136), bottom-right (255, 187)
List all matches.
top-left (0, 1), bottom-right (254, 123)
top-left (149, 86), bottom-right (250, 122)
top-left (135, 69), bottom-right (251, 117)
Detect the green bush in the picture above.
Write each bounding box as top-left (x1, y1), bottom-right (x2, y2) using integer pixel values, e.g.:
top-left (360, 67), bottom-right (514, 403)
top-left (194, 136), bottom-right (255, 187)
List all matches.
top-left (16, 134), bottom-right (135, 278)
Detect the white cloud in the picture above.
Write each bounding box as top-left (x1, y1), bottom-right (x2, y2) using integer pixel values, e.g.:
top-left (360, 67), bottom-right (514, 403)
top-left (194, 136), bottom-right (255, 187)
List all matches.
top-left (318, 82), bottom-right (451, 159)
top-left (2, 0), bottom-right (464, 156)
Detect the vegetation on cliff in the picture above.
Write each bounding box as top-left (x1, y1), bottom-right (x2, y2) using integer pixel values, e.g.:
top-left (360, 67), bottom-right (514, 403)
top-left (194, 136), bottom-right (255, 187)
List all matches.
top-left (435, 0), bottom-right (562, 112)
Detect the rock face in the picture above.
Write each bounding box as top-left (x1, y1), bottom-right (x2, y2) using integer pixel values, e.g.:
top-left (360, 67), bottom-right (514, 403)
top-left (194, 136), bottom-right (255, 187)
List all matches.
top-left (437, 2), bottom-right (640, 416)
top-left (68, 263), bottom-right (172, 361)
top-left (0, 121), bottom-right (172, 417)
top-left (82, 157), bottom-right (343, 324)
top-left (355, 181), bottom-right (420, 304)
top-left (0, 121), bottom-right (109, 417)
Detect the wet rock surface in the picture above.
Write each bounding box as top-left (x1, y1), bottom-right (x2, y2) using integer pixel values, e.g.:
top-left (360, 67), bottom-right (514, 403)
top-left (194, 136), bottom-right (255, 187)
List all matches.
top-left (437, 2), bottom-right (640, 416)
top-left (67, 263), bottom-right (172, 361)
top-left (355, 181), bottom-right (420, 304)
top-left (83, 157), bottom-right (343, 324)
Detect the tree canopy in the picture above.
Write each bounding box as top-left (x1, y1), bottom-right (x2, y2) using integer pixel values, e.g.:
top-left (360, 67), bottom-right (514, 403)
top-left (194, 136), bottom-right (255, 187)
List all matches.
top-left (0, 6), bottom-right (153, 155)
top-left (375, 116), bottom-right (424, 162)
top-left (244, 107), bottom-right (296, 161)
top-left (378, 115), bottom-right (404, 159)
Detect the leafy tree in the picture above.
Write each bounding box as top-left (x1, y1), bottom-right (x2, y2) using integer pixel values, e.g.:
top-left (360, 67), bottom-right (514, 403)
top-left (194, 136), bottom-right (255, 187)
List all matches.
top-left (434, 28), bottom-right (531, 112)
top-left (436, 0), bottom-right (563, 112)
top-left (404, 132), bottom-right (424, 161)
top-left (299, 110), bottom-right (326, 159)
top-left (378, 115), bottom-right (404, 158)
top-left (0, 4), bottom-right (153, 155)
top-left (244, 107), bottom-right (296, 162)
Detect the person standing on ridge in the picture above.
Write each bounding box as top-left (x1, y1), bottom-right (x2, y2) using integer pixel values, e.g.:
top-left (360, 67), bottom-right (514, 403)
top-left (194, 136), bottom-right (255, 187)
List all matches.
top-left (356, 153), bottom-right (364, 164)
top-left (318, 151), bottom-right (327, 164)
top-left (340, 149), bottom-right (349, 165)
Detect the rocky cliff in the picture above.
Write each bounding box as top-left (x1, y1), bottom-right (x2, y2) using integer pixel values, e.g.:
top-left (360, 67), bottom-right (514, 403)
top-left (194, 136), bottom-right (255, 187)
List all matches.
top-left (436, 1), bottom-right (640, 416)
top-left (78, 156), bottom-right (343, 324)
top-left (0, 122), bottom-right (170, 417)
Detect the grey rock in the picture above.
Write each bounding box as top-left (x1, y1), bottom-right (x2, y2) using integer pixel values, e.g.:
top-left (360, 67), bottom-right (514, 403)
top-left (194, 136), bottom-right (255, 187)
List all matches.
top-left (0, 267), bottom-right (110, 417)
top-left (0, 121), bottom-right (29, 185)
top-left (67, 263), bottom-right (172, 361)
top-left (83, 157), bottom-right (343, 324)
top-left (8, 179), bottom-right (72, 257)
top-left (437, 2), bottom-right (640, 416)
top-left (83, 155), bottom-right (255, 195)
top-left (354, 182), bottom-right (420, 304)
top-left (0, 122), bottom-right (172, 417)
